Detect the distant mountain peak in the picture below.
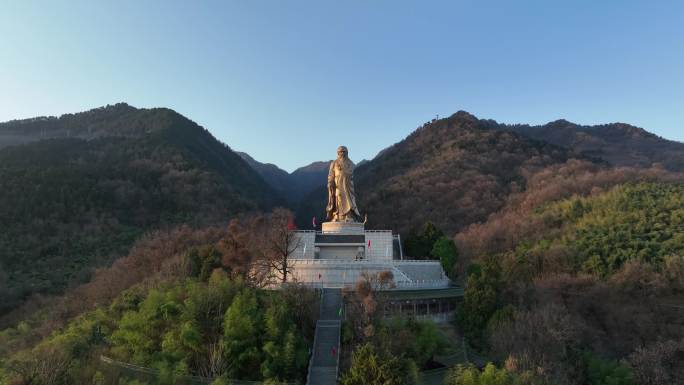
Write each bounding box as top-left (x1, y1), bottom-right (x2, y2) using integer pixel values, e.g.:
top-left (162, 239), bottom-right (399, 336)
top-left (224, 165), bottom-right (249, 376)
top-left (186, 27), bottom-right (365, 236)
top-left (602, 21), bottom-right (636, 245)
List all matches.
top-left (235, 152), bottom-right (332, 204)
top-left (546, 118), bottom-right (576, 127)
top-left (292, 160), bottom-right (331, 174)
top-left (450, 110), bottom-right (477, 120)
top-left (450, 110), bottom-right (478, 122)
top-left (236, 151), bottom-right (283, 170)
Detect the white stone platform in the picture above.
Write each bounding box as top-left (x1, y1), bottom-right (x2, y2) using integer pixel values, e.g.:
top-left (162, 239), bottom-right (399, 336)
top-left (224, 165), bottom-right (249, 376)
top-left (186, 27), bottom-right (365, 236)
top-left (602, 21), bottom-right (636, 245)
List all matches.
top-left (288, 259), bottom-right (449, 289)
top-left (287, 226), bottom-right (450, 290)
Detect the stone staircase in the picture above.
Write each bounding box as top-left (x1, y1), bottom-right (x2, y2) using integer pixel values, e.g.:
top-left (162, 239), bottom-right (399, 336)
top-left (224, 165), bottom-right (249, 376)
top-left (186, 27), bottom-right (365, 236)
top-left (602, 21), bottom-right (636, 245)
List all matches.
top-left (307, 289), bottom-right (342, 385)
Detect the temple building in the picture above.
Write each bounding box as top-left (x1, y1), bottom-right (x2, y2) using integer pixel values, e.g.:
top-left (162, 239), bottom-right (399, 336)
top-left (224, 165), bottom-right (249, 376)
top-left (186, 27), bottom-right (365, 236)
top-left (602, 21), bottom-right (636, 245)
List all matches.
top-left (287, 221), bottom-right (449, 289)
top-left (285, 145), bottom-right (450, 290)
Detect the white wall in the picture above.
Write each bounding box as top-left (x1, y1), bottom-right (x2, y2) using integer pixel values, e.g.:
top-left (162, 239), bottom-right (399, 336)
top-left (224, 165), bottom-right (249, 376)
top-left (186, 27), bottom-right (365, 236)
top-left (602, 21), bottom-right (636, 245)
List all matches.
top-left (318, 246), bottom-right (362, 260)
top-left (365, 231), bottom-right (393, 262)
top-left (292, 231), bottom-right (315, 259)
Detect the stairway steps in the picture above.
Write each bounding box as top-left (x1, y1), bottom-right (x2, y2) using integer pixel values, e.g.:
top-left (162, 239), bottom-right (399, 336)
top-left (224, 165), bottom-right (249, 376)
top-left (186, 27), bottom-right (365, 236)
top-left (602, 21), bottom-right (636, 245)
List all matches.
top-left (306, 289), bottom-right (342, 385)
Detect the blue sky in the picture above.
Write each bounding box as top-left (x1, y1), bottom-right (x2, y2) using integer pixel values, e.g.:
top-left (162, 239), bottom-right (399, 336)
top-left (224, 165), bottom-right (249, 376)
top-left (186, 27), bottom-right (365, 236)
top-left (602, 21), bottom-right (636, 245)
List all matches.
top-left (1, 1), bottom-right (683, 171)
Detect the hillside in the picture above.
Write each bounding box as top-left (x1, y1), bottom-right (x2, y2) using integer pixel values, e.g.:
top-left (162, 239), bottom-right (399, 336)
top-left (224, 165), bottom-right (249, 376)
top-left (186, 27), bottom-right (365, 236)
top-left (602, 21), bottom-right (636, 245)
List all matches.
top-left (501, 119), bottom-right (684, 172)
top-left (468, 181), bottom-right (684, 276)
top-left (0, 225), bottom-right (319, 385)
top-left (453, 171), bottom-right (684, 384)
top-left (0, 104), bottom-right (282, 316)
top-left (455, 160), bottom-right (684, 263)
top-left (297, 111), bottom-right (578, 236)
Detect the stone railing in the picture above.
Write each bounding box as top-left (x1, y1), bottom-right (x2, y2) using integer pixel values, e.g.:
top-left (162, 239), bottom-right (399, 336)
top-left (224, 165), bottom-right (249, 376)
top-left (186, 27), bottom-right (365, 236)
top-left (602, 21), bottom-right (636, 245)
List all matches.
top-left (290, 259), bottom-right (395, 266)
top-left (289, 259), bottom-right (441, 265)
top-left (293, 280), bottom-right (450, 290)
top-left (393, 280), bottom-right (449, 288)
top-left (394, 260), bottom-right (443, 265)
top-left (293, 229), bottom-right (394, 234)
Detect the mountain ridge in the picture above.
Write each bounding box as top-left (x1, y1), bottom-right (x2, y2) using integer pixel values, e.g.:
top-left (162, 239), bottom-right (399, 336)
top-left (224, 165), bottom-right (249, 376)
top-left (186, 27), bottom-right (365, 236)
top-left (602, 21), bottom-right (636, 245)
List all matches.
top-left (499, 118), bottom-right (684, 171)
top-left (0, 103), bottom-right (169, 147)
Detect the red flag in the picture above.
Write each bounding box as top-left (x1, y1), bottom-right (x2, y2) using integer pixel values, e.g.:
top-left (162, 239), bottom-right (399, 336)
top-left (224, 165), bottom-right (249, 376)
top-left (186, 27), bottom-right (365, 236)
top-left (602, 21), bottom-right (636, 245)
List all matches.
top-left (312, 216), bottom-right (317, 228)
top-left (367, 239), bottom-right (371, 249)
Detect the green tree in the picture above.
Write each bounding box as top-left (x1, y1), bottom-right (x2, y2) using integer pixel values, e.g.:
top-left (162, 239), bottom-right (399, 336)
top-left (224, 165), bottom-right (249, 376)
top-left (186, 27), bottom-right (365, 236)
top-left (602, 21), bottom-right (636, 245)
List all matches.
top-left (404, 222), bottom-right (444, 259)
top-left (431, 236), bottom-right (458, 277)
top-left (584, 352), bottom-right (634, 385)
top-left (261, 298), bottom-right (308, 381)
top-left (458, 260), bottom-right (502, 345)
top-left (407, 320), bottom-right (444, 367)
top-left (373, 318), bottom-right (446, 370)
top-left (110, 289), bottom-right (182, 365)
top-left (223, 290), bottom-right (263, 379)
top-left (445, 363), bottom-right (530, 385)
top-left (186, 245), bottom-right (223, 281)
top-left (340, 343), bottom-right (418, 385)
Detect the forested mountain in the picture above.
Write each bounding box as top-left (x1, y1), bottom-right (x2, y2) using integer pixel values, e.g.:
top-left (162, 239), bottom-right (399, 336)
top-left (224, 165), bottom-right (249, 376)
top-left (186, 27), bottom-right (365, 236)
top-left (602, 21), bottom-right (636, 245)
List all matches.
top-left (289, 161), bottom-right (331, 199)
top-left (2, 104), bottom-right (684, 385)
top-left (297, 111), bottom-right (579, 236)
top-left (238, 152), bottom-right (331, 204)
top-left (0, 104), bottom-right (282, 316)
top-left (499, 119), bottom-right (684, 172)
top-left (236, 152), bottom-right (292, 198)
top-left (5, 104), bottom-right (679, 309)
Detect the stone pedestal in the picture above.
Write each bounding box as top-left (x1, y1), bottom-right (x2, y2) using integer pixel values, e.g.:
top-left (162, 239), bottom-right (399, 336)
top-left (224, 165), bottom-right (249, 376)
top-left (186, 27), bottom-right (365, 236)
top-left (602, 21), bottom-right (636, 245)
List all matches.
top-left (321, 221), bottom-right (364, 234)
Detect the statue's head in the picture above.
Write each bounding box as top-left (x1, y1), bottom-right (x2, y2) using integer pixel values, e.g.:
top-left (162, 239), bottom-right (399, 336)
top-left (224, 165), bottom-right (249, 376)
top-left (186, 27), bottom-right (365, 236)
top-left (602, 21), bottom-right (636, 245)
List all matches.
top-left (337, 146), bottom-right (348, 159)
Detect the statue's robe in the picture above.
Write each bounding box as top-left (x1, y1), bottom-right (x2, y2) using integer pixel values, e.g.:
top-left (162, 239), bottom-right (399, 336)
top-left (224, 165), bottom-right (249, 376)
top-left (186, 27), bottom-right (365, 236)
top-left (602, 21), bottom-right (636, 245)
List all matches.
top-left (326, 157), bottom-right (360, 221)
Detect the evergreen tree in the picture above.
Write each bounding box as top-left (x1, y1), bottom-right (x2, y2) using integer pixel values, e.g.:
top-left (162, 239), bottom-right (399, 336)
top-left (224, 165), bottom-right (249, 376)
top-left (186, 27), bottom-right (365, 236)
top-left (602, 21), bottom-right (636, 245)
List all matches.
top-left (431, 236), bottom-right (458, 277)
top-left (458, 260), bottom-right (502, 345)
top-left (404, 222), bottom-right (444, 259)
top-left (340, 343), bottom-right (417, 385)
top-left (223, 290), bottom-right (263, 379)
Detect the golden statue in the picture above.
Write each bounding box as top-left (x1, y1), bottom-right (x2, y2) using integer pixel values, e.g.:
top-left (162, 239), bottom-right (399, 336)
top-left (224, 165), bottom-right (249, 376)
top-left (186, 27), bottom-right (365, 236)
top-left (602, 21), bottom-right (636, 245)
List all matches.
top-left (326, 146), bottom-right (361, 222)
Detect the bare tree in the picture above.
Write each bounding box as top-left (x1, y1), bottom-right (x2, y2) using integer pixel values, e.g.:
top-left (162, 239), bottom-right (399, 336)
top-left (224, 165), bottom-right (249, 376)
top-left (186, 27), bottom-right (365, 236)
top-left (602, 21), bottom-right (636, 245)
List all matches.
top-left (217, 219), bottom-right (254, 279)
top-left (196, 341), bottom-right (227, 379)
top-left (629, 339), bottom-right (684, 385)
top-left (344, 271), bottom-right (395, 341)
top-left (489, 303), bottom-right (584, 385)
top-left (254, 208), bottom-right (301, 284)
top-left (7, 344), bottom-right (71, 385)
